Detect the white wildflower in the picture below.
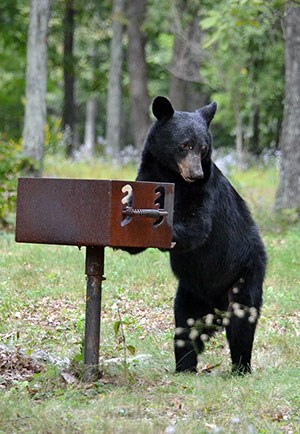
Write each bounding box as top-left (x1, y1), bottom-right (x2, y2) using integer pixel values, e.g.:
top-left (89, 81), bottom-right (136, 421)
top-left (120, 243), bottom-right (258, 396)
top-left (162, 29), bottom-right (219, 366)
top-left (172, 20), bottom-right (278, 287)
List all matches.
top-left (189, 329), bottom-right (199, 340)
top-left (187, 318), bottom-right (195, 326)
top-left (175, 327), bottom-right (184, 336)
top-left (176, 340), bottom-right (185, 348)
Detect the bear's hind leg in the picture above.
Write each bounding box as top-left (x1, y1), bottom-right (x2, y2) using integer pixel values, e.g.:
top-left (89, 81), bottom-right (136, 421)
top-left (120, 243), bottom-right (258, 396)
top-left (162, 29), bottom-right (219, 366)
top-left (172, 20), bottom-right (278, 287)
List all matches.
top-left (174, 286), bottom-right (211, 373)
top-left (226, 276), bottom-right (263, 375)
top-left (226, 314), bottom-right (257, 374)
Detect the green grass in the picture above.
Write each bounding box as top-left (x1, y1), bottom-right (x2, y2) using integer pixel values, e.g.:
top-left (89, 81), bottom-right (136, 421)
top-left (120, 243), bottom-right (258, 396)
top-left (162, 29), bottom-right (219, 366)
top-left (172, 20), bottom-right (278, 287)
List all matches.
top-left (44, 155), bottom-right (137, 181)
top-left (0, 157), bottom-right (299, 433)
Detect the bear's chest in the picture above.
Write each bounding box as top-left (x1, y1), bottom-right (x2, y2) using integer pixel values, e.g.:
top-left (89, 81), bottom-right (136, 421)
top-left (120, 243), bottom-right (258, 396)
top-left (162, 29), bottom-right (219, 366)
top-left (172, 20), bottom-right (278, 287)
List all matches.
top-left (173, 189), bottom-right (205, 221)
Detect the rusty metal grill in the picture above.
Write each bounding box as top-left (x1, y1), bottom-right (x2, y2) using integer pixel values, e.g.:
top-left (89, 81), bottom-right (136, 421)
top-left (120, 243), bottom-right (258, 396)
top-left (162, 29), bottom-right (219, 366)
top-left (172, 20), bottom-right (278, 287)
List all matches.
top-left (15, 177), bottom-right (174, 380)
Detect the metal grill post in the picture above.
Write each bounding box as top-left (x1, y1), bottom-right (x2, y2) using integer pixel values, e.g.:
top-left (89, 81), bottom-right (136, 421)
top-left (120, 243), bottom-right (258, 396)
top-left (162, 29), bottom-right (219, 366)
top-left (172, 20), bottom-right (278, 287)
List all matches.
top-left (84, 246), bottom-right (105, 381)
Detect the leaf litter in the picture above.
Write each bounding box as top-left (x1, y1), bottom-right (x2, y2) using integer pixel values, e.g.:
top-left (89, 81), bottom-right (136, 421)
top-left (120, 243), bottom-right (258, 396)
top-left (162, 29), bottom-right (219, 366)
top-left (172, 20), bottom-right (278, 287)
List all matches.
top-left (1, 291), bottom-right (174, 389)
top-left (0, 344), bottom-right (44, 388)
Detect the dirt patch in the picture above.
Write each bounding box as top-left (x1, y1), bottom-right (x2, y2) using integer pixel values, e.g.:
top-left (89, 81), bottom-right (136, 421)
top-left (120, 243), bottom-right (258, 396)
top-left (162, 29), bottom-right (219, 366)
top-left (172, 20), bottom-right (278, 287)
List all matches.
top-left (0, 345), bottom-right (44, 388)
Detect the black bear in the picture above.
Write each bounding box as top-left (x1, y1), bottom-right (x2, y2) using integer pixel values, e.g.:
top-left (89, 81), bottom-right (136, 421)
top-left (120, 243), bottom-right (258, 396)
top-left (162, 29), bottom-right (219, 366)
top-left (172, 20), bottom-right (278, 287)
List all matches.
top-left (130, 96), bottom-right (267, 374)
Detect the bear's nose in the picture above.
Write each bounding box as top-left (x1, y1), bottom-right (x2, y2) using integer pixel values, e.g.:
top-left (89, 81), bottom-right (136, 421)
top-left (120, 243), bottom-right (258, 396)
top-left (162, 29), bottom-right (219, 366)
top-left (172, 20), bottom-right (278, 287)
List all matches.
top-left (188, 172), bottom-right (204, 182)
top-left (190, 157), bottom-right (204, 180)
top-left (178, 154), bottom-right (204, 182)
top-left (191, 167), bottom-right (204, 179)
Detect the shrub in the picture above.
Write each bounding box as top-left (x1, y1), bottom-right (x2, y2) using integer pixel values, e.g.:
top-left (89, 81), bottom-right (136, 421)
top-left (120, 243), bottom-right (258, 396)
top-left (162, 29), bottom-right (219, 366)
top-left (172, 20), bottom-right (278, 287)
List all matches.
top-left (0, 139), bottom-right (31, 227)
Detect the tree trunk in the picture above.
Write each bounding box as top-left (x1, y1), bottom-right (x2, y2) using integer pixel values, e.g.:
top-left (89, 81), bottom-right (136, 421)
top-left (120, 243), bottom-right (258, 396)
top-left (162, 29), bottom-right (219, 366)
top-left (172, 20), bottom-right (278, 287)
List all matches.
top-left (251, 105), bottom-right (260, 155)
top-left (82, 97), bottom-right (97, 159)
top-left (105, 0), bottom-right (125, 156)
top-left (169, 34), bottom-right (189, 110)
top-left (235, 107), bottom-right (245, 165)
top-left (169, 2), bottom-right (204, 111)
top-left (63, 0), bottom-right (76, 157)
top-left (22, 0), bottom-right (51, 176)
top-left (275, 1), bottom-right (300, 212)
top-left (126, 0), bottom-right (151, 149)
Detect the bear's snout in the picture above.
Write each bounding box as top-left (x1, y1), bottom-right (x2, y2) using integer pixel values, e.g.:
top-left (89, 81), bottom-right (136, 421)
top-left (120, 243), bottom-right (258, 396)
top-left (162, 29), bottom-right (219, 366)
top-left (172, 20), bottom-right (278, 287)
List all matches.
top-left (178, 154), bottom-right (204, 182)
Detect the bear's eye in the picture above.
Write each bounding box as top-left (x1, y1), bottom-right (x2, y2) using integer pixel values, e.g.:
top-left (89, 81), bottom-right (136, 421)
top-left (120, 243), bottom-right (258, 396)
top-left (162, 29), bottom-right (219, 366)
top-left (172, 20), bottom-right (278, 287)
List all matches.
top-left (200, 145), bottom-right (207, 156)
top-left (180, 142), bottom-right (193, 151)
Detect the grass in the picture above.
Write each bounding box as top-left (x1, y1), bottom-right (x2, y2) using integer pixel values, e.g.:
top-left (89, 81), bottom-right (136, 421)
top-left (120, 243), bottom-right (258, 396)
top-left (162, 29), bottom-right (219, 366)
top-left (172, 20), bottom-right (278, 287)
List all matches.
top-left (43, 154), bottom-right (137, 181)
top-left (0, 155), bottom-right (299, 433)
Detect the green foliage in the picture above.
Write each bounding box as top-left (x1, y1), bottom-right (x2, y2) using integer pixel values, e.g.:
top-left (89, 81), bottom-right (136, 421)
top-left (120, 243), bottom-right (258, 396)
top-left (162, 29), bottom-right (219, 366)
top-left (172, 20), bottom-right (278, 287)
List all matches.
top-left (113, 288), bottom-right (137, 361)
top-left (0, 140), bottom-right (31, 226)
top-left (201, 0), bottom-right (285, 151)
top-left (0, 0), bottom-right (29, 139)
top-left (0, 0), bottom-right (286, 157)
top-left (65, 0), bottom-right (112, 140)
top-left (44, 120), bottom-right (64, 155)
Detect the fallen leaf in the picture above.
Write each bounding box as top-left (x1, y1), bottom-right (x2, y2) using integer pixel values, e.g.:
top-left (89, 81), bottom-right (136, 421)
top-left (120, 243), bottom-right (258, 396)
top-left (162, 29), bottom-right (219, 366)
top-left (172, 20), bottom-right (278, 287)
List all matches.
top-left (198, 362), bottom-right (222, 374)
top-left (61, 371), bottom-right (78, 384)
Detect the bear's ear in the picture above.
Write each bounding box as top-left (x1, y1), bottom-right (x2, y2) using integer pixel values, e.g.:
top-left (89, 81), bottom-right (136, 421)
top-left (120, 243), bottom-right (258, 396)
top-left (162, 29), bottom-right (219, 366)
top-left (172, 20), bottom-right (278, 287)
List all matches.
top-left (152, 96), bottom-right (174, 121)
top-left (198, 101), bottom-right (217, 126)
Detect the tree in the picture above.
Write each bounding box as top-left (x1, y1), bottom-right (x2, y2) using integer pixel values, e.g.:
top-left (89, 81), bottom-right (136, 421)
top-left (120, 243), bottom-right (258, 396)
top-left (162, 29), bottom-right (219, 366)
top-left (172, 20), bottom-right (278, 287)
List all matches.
top-left (1, 0), bottom-right (288, 162)
top-left (105, 0), bottom-right (125, 156)
top-left (169, 1), bottom-right (205, 111)
top-left (275, 0), bottom-right (300, 213)
top-left (200, 0), bottom-right (285, 153)
top-left (22, 0), bottom-right (51, 176)
top-left (63, 0), bottom-right (76, 156)
top-left (0, 1), bottom-right (28, 139)
top-left (126, 0), bottom-right (151, 149)
top-left (82, 96), bottom-right (97, 159)
top-left (68, 1), bottom-right (111, 154)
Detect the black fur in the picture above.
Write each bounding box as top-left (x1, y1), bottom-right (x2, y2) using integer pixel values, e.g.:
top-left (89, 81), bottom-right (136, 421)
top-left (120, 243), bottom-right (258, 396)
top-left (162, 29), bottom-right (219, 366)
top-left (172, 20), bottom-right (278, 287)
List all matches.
top-left (131, 96), bottom-right (267, 374)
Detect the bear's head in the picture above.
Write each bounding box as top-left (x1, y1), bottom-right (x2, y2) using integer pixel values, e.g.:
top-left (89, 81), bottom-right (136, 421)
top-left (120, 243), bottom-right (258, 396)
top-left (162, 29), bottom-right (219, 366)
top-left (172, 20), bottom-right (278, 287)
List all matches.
top-left (147, 96), bottom-right (217, 183)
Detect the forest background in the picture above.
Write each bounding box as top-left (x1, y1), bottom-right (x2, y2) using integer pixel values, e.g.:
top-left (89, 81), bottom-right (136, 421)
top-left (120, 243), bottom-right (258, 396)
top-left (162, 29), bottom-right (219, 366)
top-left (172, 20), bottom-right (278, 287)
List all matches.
top-left (0, 0), bottom-right (299, 226)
